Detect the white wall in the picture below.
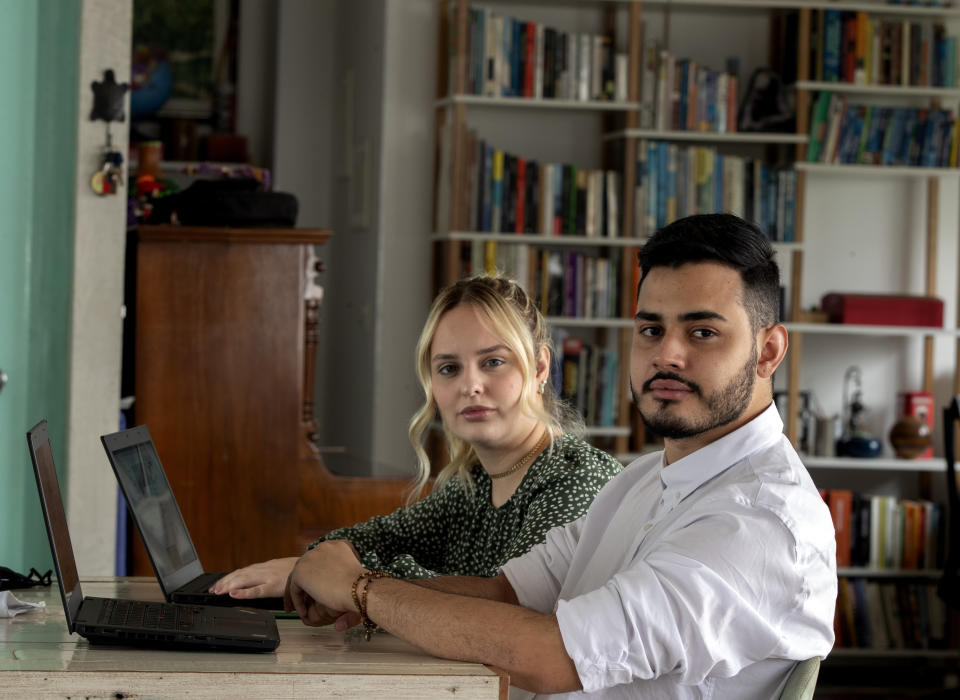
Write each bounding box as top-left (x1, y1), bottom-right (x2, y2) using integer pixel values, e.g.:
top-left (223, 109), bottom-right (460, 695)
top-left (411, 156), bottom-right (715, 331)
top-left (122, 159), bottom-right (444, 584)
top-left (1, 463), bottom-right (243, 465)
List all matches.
top-left (67, 0), bottom-right (132, 575)
top-left (372, 0), bottom-right (437, 476)
top-left (236, 0), bottom-right (277, 168)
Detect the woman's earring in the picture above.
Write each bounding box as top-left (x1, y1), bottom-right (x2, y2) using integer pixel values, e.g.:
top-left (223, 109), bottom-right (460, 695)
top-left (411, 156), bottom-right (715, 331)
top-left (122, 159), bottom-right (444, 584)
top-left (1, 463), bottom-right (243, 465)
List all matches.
top-left (539, 381), bottom-right (546, 395)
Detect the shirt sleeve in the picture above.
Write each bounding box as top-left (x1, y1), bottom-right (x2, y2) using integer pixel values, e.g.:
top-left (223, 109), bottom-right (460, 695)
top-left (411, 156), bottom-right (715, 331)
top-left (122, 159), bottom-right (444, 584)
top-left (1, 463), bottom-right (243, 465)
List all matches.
top-left (555, 503), bottom-right (823, 692)
top-left (501, 514), bottom-right (584, 614)
top-left (309, 480), bottom-right (466, 578)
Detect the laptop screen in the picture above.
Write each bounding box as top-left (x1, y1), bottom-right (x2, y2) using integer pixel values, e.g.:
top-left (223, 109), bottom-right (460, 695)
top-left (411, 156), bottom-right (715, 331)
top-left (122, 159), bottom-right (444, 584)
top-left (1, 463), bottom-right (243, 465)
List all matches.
top-left (104, 427), bottom-right (204, 593)
top-left (26, 420), bottom-right (83, 631)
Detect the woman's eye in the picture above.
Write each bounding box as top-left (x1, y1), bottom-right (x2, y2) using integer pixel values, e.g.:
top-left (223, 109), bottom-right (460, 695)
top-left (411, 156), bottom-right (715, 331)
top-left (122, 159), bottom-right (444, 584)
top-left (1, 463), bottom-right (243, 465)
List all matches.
top-left (436, 364), bottom-right (458, 376)
top-left (484, 358), bottom-right (504, 368)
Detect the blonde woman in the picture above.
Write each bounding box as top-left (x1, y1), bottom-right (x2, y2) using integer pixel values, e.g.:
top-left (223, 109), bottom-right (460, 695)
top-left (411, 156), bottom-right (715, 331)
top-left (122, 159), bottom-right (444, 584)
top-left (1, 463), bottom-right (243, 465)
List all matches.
top-left (212, 276), bottom-right (621, 600)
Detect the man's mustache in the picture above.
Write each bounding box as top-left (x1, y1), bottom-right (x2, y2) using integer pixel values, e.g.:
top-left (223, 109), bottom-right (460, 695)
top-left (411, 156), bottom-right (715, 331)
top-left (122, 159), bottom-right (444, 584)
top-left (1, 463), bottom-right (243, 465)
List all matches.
top-left (641, 372), bottom-right (703, 397)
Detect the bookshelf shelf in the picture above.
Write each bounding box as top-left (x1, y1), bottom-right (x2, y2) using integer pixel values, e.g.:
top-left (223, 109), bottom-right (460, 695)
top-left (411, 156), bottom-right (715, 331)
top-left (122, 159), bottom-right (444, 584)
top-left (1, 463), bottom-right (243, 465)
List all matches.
top-left (804, 456), bottom-right (947, 472)
top-left (546, 316), bottom-right (633, 329)
top-left (433, 232), bottom-right (647, 248)
top-left (436, 95), bottom-right (642, 112)
top-left (437, 232), bottom-right (805, 255)
top-left (784, 321), bottom-right (960, 337)
top-left (828, 648), bottom-right (960, 659)
top-left (604, 129), bottom-right (809, 144)
top-left (645, 0), bottom-right (960, 16)
top-left (583, 425), bottom-right (632, 438)
top-left (796, 80), bottom-right (960, 98)
top-left (795, 162), bottom-right (960, 177)
top-left (837, 567), bottom-right (943, 578)
top-left (481, 0), bottom-right (960, 16)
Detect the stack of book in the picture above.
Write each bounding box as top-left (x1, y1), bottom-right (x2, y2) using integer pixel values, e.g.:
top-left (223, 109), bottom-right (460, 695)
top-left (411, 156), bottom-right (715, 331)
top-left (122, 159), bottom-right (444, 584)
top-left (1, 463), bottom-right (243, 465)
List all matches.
top-left (453, 6), bottom-right (626, 101)
top-left (821, 489), bottom-right (945, 571)
top-left (808, 9), bottom-right (958, 87)
top-left (436, 124), bottom-right (622, 237)
top-left (639, 45), bottom-right (741, 132)
top-left (633, 139), bottom-right (796, 241)
top-left (834, 577), bottom-right (955, 650)
top-left (460, 244), bottom-right (624, 321)
top-left (807, 92), bottom-right (959, 167)
top-left (552, 332), bottom-right (622, 428)
top-left (533, 248), bottom-right (622, 319)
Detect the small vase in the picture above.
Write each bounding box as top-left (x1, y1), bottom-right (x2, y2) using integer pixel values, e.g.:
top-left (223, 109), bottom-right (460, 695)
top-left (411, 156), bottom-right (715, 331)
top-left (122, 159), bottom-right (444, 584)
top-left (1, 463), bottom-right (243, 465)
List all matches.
top-left (889, 416), bottom-right (933, 459)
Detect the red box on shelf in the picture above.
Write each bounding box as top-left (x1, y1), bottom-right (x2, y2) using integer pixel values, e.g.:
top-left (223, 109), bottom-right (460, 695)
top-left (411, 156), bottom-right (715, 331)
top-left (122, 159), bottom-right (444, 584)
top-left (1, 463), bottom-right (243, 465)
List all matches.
top-left (901, 391), bottom-right (935, 459)
top-left (820, 293), bottom-right (944, 327)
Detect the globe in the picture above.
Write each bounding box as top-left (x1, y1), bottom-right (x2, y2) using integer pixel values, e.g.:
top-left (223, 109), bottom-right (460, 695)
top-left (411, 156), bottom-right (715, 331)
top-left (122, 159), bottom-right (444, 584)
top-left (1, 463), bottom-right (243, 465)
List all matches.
top-left (130, 53), bottom-right (173, 118)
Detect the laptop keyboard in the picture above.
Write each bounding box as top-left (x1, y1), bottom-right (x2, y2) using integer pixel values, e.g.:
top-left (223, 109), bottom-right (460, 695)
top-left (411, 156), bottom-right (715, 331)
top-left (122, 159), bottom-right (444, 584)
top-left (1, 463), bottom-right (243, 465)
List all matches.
top-left (98, 598), bottom-right (201, 631)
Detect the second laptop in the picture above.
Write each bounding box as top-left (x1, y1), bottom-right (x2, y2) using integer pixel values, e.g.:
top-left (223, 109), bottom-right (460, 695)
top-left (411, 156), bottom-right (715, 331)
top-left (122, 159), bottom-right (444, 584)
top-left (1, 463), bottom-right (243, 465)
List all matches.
top-left (101, 424), bottom-right (285, 611)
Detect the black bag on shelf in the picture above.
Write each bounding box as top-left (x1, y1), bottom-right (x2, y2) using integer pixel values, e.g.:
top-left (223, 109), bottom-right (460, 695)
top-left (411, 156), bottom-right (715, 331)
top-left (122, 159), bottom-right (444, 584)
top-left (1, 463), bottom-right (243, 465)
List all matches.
top-left (938, 397), bottom-right (960, 610)
top-left (737, 68), bottom-right (795, 133)
top-left (146, 178), bottom-right (299, 227)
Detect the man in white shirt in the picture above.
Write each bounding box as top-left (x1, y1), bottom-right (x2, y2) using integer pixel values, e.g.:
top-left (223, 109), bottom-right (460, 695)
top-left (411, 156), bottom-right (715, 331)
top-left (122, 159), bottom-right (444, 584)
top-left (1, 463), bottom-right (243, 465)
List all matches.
top-left (285, 213), bottom-right (838, 698)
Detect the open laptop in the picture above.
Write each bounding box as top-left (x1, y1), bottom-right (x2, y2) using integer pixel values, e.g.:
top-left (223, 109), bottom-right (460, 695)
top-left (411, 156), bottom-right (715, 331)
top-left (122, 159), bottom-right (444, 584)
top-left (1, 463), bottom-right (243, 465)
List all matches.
top-left (100, 424), bottom-right (285, 610)
top-left (26, 419), bottom-right (280, 651)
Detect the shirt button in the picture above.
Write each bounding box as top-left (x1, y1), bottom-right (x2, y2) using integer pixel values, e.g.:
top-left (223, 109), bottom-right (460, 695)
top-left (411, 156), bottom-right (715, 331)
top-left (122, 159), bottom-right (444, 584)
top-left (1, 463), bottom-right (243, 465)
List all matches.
top-left (643, 523), bottom-right (652, 532)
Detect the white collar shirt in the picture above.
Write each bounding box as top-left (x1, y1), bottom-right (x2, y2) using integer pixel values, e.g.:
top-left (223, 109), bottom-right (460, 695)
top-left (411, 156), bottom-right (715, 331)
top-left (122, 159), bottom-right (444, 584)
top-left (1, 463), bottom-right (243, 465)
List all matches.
top-left (501, 403), bottom-right (837, 700)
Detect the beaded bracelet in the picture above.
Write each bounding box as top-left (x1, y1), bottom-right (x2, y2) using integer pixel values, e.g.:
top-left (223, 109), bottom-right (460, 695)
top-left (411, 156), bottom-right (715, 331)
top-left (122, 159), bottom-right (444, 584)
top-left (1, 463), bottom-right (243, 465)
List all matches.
top-left (357, 570), bottom-right (393, 641)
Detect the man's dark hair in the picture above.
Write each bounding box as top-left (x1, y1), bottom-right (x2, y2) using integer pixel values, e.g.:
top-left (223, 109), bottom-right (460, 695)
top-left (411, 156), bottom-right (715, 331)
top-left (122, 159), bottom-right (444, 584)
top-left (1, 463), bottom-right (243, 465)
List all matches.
top-left (637, 213), bottom-right (781, 332)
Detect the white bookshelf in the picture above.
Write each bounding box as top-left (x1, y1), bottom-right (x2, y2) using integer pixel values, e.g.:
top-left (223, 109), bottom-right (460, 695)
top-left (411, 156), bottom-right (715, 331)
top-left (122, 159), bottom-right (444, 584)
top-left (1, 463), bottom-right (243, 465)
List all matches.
top-left (435, 95), bottom-right (641, 112)
top-left (433, 232), bottom-right (646, 247)
top-left (605, 129), bottom-right (809, 144)
top-left (583, 425), bottom-right (632, 438)
top-left (796, 162), bottom-right (960, 177)
top-left (828, 648), bottom-right (960, 659)
top-left (645, 0), bottom-right (960, 16)
top-left (796, 81), bottom-right (960, 99)
top-left (784, 322), bottom-right (960, 337)
top-left (547, 316), bottom-right (633, 329)
top-left (435, 232), bottom-right (803, 253)
top-left (837, 567), bottom-right (943, 578)
top-left (803, 456), bottom-right (948, 472)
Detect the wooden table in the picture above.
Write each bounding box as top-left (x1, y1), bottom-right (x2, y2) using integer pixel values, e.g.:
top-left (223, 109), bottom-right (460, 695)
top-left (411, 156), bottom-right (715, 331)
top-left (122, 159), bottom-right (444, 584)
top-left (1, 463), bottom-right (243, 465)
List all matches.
top-left (0, 577), bottom-right (506, 698)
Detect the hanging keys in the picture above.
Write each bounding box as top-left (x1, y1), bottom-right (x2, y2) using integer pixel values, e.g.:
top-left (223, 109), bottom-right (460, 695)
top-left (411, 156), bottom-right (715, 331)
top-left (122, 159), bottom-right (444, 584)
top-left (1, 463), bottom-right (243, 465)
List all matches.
top-left (91, 149), bottom-right (125, 196)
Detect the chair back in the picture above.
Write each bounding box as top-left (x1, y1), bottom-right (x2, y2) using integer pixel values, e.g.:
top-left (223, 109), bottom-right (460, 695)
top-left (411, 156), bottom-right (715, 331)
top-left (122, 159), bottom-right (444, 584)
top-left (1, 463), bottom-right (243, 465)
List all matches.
top-left (779, 657), bottom-right (820, 700)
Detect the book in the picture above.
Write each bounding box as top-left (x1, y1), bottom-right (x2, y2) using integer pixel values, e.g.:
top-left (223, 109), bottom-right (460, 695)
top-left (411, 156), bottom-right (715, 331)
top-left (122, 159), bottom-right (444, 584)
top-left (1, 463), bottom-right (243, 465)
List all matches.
top-left (806, 91), bottom-right (832, 162)
top-left (822, 94), bottom-right (846, 163)
top-left (823, 10), bottom-right (843, 82)
top-left (880, 582), bottom-right (905, 648)
top-left (514, 157), bottom-right (526, 234)
top-left (826, 489), bottom-right (854, 568)
top-left (837, 577), bottom-right (858, 647)
top-left (865, 581), bottom-right (890, 649)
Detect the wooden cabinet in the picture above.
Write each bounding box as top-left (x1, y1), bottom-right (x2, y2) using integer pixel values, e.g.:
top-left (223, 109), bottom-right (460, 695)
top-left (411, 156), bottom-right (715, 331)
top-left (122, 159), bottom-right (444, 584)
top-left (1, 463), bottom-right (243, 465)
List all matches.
top-left (133, 225), bottom-right (411, 574)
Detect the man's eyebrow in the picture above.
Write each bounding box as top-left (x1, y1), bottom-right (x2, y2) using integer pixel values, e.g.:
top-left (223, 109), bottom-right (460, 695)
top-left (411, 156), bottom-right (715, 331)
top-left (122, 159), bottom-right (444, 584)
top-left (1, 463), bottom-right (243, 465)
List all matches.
top-left (680, 310), bottom-right (728, 322)
top-left (634, 310), bottom-right (728, 322)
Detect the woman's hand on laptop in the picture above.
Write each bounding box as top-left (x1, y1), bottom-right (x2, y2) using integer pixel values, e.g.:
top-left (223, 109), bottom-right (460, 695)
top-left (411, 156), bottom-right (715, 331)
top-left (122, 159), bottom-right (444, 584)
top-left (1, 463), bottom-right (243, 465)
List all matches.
top-left (209, 557), bottom-right (299, 599)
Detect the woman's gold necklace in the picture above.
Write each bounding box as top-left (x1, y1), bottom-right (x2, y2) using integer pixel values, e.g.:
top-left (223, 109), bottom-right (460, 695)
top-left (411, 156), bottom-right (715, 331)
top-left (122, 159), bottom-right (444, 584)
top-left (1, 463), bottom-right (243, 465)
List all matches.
top-left (488, 430), bottom-right (550, 480)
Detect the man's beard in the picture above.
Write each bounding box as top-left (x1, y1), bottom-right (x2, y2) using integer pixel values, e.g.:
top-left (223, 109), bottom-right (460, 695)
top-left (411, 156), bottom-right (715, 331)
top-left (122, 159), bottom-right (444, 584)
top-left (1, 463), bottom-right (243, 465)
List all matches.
top-left (631, 347), bottom-right (757, 440)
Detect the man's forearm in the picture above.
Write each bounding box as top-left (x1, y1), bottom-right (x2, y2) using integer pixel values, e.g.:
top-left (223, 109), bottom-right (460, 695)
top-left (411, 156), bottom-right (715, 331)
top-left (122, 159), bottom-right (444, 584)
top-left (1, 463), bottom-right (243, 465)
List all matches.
top-left (364, 577), bottom-right (580, 694)
top-left (411, 573), bottom-right (519, 605)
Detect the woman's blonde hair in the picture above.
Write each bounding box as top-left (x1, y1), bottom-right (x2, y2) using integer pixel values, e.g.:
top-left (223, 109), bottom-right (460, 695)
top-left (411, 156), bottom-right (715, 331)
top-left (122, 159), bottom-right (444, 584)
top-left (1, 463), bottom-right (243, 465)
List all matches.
top-left (407, 275), bottom-right (584, 500)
